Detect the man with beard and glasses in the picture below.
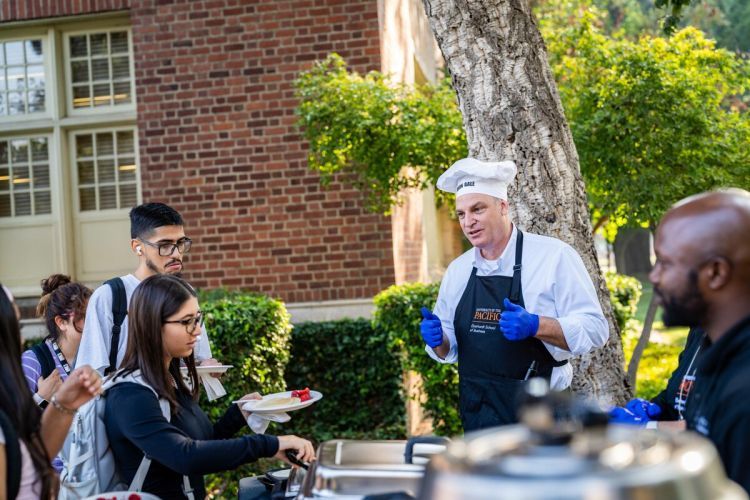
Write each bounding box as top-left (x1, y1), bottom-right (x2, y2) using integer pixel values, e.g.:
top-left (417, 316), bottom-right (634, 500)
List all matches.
top-left (77, 203), bottom-right (219, 375)
top-left (650, 189), bottom-right (750, 494)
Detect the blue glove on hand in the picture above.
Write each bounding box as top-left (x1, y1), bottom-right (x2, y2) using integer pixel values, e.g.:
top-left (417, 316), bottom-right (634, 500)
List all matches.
top-left (499, 298), bottom-right (540, 341)
top-left (420, 307), bottom-right (444, 348)
top-left (625, 398), bottom-right (662, 420)
top-left (609, 406), bottom-right (647, 425)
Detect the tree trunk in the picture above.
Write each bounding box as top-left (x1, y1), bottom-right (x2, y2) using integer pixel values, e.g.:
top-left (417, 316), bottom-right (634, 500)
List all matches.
top-left (613, 227), bottom-right (653, 278)
top-left (627, 294), bottom-right (658, 389)
top-left (422, 0), bottom-right (630, 404)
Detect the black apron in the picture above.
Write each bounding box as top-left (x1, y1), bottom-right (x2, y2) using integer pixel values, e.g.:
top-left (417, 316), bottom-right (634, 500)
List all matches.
top-left (455, 231), bottom-right (567, 432)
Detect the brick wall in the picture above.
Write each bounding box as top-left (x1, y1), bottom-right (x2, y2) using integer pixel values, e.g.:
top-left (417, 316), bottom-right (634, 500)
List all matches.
top-left (0, 0), bottom-right (130, 21)
top-left (2, 0), bottom-right (396, 304)
top-left (130, 0), bottom-right (394, 302)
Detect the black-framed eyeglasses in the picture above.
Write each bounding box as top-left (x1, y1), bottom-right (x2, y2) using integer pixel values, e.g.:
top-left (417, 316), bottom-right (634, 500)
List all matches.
top-left (164, 313), bottom-right (203, 334)
top-left (140, 237), bottom-right (192, 256)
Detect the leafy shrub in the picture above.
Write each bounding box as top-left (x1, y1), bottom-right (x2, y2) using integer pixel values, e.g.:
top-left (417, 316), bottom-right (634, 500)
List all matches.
top-left (605, 272), bottom-right (642, 330)
top-left (198, 292), bottom-right (292, 498)
top-left (373, 282), bottom-right (461, 437)
top-left (284, 319), bottom-right (406, 441)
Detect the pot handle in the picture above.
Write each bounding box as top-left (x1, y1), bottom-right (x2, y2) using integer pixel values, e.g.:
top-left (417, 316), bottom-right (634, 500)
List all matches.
top-left (285, 449), bottom-right (310, 470)
top-left (404, 436), bottom-right (450, 464)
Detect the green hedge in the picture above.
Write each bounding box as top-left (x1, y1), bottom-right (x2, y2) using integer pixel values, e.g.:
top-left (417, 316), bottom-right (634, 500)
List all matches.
top-left (284, 319), bottom-right (406, 441)
top-left (604, 271), bottom-right (642, 330)
top-left (373, 282), bottom-right (461, 437)
top-left (198, 291), bottom-right (293, 497)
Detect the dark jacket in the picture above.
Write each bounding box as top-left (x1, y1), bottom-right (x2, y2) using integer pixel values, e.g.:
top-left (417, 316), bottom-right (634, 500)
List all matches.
top-left (651, 327), bottom-right (705, 421)
top-left (105, 383), bottom-right (279, 499)
top-left (685, 315), bottom-right (750, 494)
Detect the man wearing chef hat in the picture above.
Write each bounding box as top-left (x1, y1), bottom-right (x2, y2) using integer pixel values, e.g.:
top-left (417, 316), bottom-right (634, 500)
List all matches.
top-left (420, 158), bottom-right (609, 432)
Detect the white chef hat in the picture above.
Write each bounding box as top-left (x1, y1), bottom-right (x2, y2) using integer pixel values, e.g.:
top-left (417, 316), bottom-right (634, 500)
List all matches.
top-left (436, 158), bottom-right (517, 200)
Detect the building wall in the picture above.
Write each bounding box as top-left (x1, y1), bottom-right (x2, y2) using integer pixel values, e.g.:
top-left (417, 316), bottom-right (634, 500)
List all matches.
top-left (0, 0), bottom-right (130, 21)
top-left (2, 0), bottom-right (396, 305)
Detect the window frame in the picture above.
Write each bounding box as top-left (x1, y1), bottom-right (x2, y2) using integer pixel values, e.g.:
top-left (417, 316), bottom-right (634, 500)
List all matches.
top-left (0, 29), bottom-right (53, 125)
top-left (69, 124), bottom-right (142, 217)
top-left (62, 26), bottom-right (137, 118)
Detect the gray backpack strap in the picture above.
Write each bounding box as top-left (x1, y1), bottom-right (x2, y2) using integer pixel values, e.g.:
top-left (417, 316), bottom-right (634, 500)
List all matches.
top-left (116, 371), bottom-right (193, 497)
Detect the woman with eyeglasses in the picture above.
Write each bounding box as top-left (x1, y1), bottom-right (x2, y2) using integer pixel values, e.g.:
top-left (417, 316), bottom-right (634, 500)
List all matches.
top-left (20, 274), bottom-right (92, 472)
top-left (105, 274), bottom-right (315, 499)
top-left (22, 275), bottom-right (92, 410)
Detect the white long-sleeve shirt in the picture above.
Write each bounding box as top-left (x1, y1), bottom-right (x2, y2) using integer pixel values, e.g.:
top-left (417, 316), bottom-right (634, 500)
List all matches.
top-left (427, 226), bottom-right (608, 390)
top-left (76, 274), bottom-right (212, 374)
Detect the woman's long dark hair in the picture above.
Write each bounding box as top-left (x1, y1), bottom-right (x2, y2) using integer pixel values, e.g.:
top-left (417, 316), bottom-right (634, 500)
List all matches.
top-left (0, 285), bottom-right (57, 498)
top-left (119, 274), bottom-right (200, 411)
top-left (36, 274), bottom-right (92, 341)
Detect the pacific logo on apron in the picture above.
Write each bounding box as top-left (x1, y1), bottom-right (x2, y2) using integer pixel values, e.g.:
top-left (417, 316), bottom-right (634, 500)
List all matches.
top-left (470, 308), bottom-right (502, 335)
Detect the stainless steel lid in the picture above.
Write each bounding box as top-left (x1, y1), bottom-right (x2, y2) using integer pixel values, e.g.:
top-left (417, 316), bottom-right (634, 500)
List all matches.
top-left (418, 380), bottom-right (747, 500)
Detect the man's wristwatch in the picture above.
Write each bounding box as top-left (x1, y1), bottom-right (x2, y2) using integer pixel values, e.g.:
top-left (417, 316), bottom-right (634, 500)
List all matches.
top-left (33, 392), bottom-right (49, 409)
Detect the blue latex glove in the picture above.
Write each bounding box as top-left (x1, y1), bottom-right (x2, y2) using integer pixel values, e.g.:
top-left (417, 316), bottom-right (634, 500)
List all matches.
top-left (499, 298), bottom-right (540, 341)
top-left (420, 307), bottom-right (444, 348)
top-left (609, 406), bottom-right (647, 425)
top-left (625, 398), bottom-right (662, 420)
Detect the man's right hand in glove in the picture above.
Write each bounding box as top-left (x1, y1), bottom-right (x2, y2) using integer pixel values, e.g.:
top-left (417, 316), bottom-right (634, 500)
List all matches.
top-left (420, 307), bottom-right (444, 348)
top-left (625, 398), bottom-right (662, 420)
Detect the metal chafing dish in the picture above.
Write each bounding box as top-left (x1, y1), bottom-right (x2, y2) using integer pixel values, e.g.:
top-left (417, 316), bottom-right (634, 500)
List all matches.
top-left (417, 380), bottom-right (747, 500)
top-left (295, 437), bottom-right (448, 499)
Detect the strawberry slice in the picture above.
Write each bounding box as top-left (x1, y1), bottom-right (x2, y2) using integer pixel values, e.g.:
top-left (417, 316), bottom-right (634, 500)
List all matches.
top-left (291, 387), bottom-right (312, 401)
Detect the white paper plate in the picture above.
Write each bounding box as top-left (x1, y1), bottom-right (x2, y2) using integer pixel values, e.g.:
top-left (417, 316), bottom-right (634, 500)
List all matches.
top-left (238, 390), bottom-right (323, 414)
top-left (83, 492), bottom-right (161, 500)
top-left (180, 364), bottom-right (233, 374)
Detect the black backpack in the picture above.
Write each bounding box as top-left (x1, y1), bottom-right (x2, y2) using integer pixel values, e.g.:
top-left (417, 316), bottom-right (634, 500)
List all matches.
top-left (0, 409), bottom-right (21, 500)
top-left (104, 277), bottom-right (128, 375)
top-left (30, 342), bottom-right (56, 379)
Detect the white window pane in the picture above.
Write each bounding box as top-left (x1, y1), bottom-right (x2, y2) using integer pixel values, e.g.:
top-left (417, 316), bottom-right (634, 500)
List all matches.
top-left (13, 166), bottom-right (30, 191)
top-left (34, 190), bottom-right (51, 214)
top-left (25, 41), bottom-right (43, 64)
top-left (76, 134), bottom-right (93, 157)
top-left (96, 132), bottom-right (113, 156)
top-left (110, 32), bottom-right (128, 54)
top-left (14, 191), bottom-right (31, 215)
top-left (78, 160), bottom-right (94, 185)
top-left (8, 92), bottom-right (24, 114)
top-left (90, 34), bottom-right (107, 56)
top-left (0, 94), bottom-right (5, 115)
top-left (28, 90), bottom-right (45, 113)
top-left (116, 131), bottom-right (134, 155)
top-left (93, 83), bottom-right (110, 106)
top-left (0, 73), bottom-right (6, 91)
top-left (5, 41), bottom-right (24, 65)
top-left (79, 187), bottom-right (96, 211)
top-left (91, 58), bottom-right (109, 81)
top-left (27, 65), bottom-right (44, 89)
top-left (118, 157), bottom-right (136, 181)
top-left (11, 140), bottom-right (28, 163)
top-left (30, 138), bottom-right (47, 161)
top-left (70, 35), bottom-right (88, 57)
top-left (7, 66), bottom-right (24, 91)
top-left (100, 184), bottom-right (116, 209)
top-left (32, 164), bottom-right (49, 188)
top-left (111, 56), bottom-right (129, 80)
top-left (71, 60), bottom-right (89, 83)
top-left (97, 158), bottom-right (115, 183)
top-left (0, 193), bottom-right (9, 216)
top-left (73, 85), bottom-right (91, 108)
top-left (119, 183), bottom-right (136, 207)
top-left (112, 81), bottom-right (131, 105)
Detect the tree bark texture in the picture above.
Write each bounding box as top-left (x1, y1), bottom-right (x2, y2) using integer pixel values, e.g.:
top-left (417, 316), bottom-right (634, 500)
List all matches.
top-left (422, 0), bottom-right (630, 404)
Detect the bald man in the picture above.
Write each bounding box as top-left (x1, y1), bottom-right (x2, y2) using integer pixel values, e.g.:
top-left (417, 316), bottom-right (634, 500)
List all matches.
top-left (650, 189), bottom-right (750, 493)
